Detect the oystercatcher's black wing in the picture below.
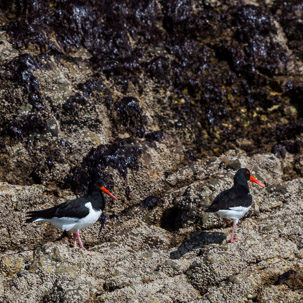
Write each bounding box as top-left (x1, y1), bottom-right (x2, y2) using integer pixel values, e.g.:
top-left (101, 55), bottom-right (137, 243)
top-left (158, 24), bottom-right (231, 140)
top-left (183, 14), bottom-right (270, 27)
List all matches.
top-left (26, 197), bottom-right (90, 222)
top-left (205, 187), bottom-right (252, 212)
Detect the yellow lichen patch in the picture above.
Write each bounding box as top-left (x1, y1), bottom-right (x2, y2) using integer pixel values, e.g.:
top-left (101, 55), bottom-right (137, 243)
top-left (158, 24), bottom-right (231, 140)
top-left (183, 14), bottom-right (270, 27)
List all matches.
top-left (28, 255), bottom-right (49, 273)
top-left (83, 131), bottom-right (102, 146)
top-left (206, 256), bottom-right (217, 264)
top-left (222, 85), bottom-right (232, 91)
top-left (269, 91), bottom-right (282, 96)
top-left (260, 115), bottom-right (267, 121)
top-left (46, 265), bottom-right (55, 274)
top-left (182, 88), bottom-right (189, 95)
top-left (244, 120), bottom-right (250, 127)
top-left (0, 255), bottom-right (24, 278)
top-left (54, 264), bottom-right (77, 278)
top-left (268, 202), bottom-right (282, 209)
top-left (284, 105), bottom-right (298, 118)
top-left (151, 170), bottom-right (159, 181)
top-left (268, 104), bottom-right (281, 112)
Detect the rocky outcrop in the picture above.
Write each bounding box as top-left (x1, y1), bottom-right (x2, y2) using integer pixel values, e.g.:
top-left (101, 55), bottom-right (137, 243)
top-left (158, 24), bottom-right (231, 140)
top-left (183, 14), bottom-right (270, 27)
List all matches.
top-left (1, 0), bottom-right (303, 302)
top-left (1, 151), bottom-right (303, 302)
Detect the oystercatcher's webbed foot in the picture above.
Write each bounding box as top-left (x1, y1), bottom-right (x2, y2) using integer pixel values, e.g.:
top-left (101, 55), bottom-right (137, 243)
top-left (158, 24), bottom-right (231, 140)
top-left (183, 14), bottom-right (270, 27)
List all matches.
top-left (73, 231), bottom-right (91, 255)
top-left (230, 222), bottom-right (241, 243)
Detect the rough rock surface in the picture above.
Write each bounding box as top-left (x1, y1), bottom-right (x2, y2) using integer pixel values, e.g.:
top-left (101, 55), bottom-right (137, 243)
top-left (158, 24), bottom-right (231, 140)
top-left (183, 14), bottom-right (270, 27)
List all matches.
top-left (1, 0), bottom-right (303, 302)
top-left (1, 151), bottom-right (303, 302)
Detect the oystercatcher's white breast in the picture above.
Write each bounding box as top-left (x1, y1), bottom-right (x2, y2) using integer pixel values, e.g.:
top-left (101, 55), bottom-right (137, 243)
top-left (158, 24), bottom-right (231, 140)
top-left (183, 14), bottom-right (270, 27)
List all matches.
top-left (217, 206), bottom-right (251, 223)
top-left (33, 202), bottom-right (102, 232)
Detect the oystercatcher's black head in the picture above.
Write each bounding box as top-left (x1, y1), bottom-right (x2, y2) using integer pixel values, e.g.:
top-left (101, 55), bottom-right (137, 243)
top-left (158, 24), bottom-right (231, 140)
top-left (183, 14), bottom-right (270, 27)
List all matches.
top-left (234, 168), bottom-right (265, 188)
top-left (91, 179), bottom-right (118, 200)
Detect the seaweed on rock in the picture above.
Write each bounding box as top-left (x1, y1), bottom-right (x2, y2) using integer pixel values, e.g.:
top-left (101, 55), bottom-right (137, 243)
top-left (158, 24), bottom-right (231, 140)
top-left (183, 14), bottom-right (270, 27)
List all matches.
top-left (65, 138), bottom-right (143, 193)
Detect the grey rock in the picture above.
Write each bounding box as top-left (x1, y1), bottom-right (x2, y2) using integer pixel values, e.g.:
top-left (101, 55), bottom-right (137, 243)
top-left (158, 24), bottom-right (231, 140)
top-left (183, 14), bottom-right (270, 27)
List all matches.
top-left (2, 150), bottom-right (303, 303)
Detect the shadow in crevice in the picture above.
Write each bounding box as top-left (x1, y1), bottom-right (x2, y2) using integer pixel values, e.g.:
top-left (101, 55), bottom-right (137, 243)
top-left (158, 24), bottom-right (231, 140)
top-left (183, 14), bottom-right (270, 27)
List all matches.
top-left (170, 231), bottom-right (226, 259)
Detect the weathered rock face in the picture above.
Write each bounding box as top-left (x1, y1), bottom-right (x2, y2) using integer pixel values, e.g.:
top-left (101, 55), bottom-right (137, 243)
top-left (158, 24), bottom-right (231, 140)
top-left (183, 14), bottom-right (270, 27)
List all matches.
top-left (1, 0), bottom-right (303, 302)
top-left (2, 151), bottom-right (303, 302)
top-left (0, 0), bottom-right (303, 190)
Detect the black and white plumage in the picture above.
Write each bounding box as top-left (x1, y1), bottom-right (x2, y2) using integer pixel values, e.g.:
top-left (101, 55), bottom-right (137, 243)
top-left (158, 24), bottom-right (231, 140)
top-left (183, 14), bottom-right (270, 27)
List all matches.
top-left (26, 180), bottom-right (117, 254)
top-left (205, 168), bottom-right (265, 242)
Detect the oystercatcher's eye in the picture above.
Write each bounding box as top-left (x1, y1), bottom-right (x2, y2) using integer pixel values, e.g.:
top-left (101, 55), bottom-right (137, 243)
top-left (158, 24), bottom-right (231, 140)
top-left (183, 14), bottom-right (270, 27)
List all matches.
top-left (246, 171), bottom-right (249, 175)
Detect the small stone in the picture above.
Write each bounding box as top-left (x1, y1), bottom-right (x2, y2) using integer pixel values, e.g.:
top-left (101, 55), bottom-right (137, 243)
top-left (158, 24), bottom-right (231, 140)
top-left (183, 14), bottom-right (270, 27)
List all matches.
top-left (226, 159), bottom-right (241, 170)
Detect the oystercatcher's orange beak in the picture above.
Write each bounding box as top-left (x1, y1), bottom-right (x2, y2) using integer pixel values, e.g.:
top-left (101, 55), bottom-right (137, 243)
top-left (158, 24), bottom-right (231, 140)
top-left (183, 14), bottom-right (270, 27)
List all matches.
top-left (100, 186), bottom-right (118, 200)
top-left (250, 176), bottom-right (266, 187)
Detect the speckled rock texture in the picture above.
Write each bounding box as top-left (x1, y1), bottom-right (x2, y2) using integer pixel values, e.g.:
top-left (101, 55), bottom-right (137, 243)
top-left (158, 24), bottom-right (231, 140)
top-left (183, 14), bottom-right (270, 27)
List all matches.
top-left (1, 151), bottom-right (303, 302)
top-left (1, 0), bottom-right (303, 302)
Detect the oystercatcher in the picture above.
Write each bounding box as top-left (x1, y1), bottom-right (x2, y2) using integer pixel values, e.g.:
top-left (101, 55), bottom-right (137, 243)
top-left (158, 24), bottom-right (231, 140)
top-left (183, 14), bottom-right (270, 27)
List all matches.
top-left (26, 180), bottom-right (117, 254)
top-left (205, 168), bottom-right (265, 242)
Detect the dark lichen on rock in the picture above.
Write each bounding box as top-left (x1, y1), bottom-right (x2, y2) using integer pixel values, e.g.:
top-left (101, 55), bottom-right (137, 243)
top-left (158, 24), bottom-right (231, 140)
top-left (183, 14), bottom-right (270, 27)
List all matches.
top-left (64, 137), bottom-right (143, 193)
top-left (0, 0), bottom-right (300, 165)
top-left (114, 96), bottom-right (147, 138)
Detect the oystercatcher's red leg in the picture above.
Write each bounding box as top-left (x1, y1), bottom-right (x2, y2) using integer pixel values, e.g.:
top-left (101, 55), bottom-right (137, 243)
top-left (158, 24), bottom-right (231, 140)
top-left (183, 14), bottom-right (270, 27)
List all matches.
top-left (75, 231), bottom-right (91, 255)
top-left (73, 232), bottom-right (78, 248)
top-left (230, 222), bottom-right (241, 242)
